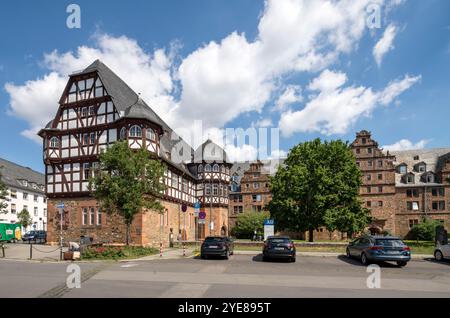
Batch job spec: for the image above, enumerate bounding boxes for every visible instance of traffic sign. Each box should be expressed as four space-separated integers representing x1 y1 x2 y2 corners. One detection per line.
194 201 201 209
181 204 187 213
198 219 206 224
199 211 206 220
56 202 65 209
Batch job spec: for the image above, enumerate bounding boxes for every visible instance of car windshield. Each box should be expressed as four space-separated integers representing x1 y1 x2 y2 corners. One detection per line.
375 239 405 247
269 238 290 243
27 231 36 235
204 237 225 242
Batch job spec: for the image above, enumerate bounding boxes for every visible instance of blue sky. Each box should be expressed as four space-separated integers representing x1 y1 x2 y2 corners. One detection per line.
1 0 450 173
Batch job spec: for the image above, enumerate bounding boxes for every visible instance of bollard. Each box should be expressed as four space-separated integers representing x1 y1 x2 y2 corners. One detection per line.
160 242 163 258
29 243 33 260
183 242 186 257
1 244 4 258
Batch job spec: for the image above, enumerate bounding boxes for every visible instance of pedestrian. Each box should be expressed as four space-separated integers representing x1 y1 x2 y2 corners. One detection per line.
169 228 174 248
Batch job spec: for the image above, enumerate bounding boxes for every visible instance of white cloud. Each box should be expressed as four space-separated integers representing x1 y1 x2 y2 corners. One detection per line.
383 139 429 151
5 0 408 144
373 24 398 66
251 118 273 128
273 85 302 112
279 70 421 137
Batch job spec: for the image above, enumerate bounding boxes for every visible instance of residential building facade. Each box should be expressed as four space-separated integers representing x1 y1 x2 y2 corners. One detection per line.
0 158 47 232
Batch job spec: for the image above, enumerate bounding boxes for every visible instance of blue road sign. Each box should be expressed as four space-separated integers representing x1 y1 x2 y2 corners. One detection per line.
194 201 201 209
56 203 65 209
263 219 275 226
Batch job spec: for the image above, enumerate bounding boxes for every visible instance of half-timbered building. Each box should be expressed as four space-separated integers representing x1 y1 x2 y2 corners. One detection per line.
38 60 228 246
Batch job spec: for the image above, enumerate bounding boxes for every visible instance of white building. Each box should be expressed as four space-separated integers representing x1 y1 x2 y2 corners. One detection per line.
0 158 47 232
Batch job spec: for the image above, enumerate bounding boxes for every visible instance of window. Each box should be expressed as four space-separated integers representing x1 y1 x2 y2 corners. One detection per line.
367 186 371 193
90 208 95 225
399 165 407 174
368 160 373 167
377 160 383 168
11 204 16 214
219 184 223 196
356 148 360 154
366 174 371 181
432 201 445 211
34 195 38 202
407 202 419 211
97 208 102 225
89 106 95 116
406 174 414 184
213 164 220 172
362 138 366 144
198 165 203 173
23 193 28 200
378 201 383 207
83 133 89 146
409 219 419 229
171 174 178 188
378 186 383 193
44 209 47 217
83 163 91 180
10 189 17 199
356 162 360 167
368 148 372 154
34 207 38 216
378 174 383 180
367 201 371 207
183 179 188 193
213 184 218 196
49 137 59 148
23 205 28 212
418 165 426 173
246 183 250 189
82 208 88 225
120 127 127 140
204 164 211 172
90 132 96 145
407 189 419 198
81 107 88 118
426 174 434 183
254 182 260 189
205 184 211 195
431 188 444 197
146 128 156 141
129 125 142 138
252 195 262 202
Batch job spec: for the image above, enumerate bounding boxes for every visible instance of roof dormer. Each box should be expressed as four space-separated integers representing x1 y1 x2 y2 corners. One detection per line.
397 163 407 174
402 172 415 184
421 171 435 183
414 161 426 173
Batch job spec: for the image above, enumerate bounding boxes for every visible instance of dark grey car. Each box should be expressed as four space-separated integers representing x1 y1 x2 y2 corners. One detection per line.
346 235 411 267
200 236 234 259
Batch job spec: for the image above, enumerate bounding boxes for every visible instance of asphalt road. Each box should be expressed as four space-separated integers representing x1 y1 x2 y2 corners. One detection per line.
0 255 449 298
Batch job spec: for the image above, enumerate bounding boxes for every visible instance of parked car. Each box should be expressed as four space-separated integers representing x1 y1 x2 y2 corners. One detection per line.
346 235 411 267
22 230 47 244
200 236 234 259
434 244 450 261
262 236 296 262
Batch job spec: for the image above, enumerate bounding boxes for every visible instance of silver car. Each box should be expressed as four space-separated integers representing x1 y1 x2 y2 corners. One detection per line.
434 244 450 261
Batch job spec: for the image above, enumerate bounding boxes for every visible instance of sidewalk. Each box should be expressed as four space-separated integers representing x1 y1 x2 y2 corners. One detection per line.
123 247 197 262
0 243 67 262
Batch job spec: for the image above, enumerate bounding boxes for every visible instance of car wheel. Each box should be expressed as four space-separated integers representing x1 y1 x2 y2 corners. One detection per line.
434 250 444 262
262 255 268 262
361 253 370 265
346 248 352 259
291 257 296 263
397 261 407 267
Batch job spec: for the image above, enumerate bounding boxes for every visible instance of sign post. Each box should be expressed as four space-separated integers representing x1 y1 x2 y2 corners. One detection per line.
56 202 65 261
263 219 275 241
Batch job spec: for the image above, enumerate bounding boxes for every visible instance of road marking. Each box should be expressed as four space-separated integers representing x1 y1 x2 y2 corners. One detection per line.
120 263 139 268
158 283 210 298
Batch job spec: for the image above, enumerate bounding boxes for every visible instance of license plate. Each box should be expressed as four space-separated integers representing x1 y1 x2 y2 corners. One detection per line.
274 247 284 250
209 245 218 249
386 250 399 254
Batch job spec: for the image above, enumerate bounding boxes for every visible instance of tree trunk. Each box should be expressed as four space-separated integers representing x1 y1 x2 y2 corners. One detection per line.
126 223 130 246
308 228 314 242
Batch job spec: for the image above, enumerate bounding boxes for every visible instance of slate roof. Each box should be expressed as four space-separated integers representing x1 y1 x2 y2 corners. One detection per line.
0 158 45 194
193 139 230 164
390 148 450 187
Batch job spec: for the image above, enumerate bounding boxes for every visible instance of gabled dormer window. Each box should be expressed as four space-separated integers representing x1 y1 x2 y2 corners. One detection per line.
414 162 426 173
146 128 156 141
204 164 211 172
406 173 415 184
424 172 435 183
213 164 220 172
198 165 203 173
398 164 407 174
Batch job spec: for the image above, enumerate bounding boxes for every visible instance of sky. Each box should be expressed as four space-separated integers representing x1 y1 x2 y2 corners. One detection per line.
1 0 450 173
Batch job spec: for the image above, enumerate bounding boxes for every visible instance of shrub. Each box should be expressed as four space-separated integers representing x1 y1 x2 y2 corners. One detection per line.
82 246 157 260
231 211 270 239
409 218 441 241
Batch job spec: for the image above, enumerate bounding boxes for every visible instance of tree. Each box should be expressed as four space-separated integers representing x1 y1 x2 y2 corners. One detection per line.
17 208 33 229
231 210 270 239
0 171 8 214
89 141 166 245
269 138 368 242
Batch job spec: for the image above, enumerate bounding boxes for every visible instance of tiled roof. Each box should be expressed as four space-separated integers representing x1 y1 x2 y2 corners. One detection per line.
0 158 45 194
